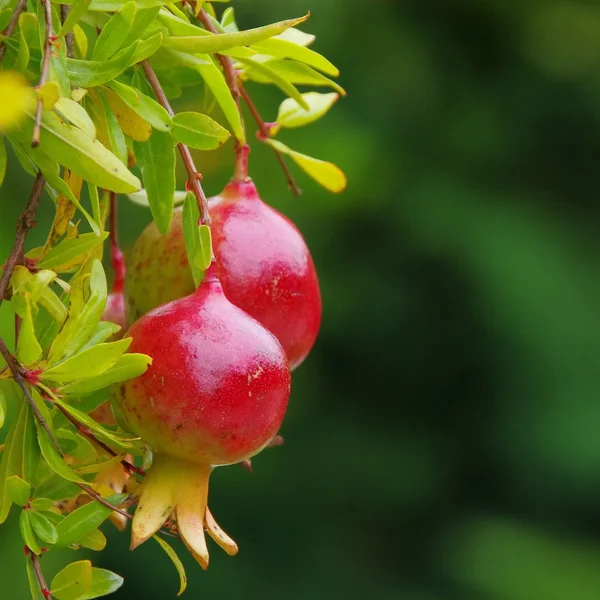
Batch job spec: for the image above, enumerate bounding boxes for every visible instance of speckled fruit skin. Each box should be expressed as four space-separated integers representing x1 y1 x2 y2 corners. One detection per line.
112 272 291 467
125 180 322 369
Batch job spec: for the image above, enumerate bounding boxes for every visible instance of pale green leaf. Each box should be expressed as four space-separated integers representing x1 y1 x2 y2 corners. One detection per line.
236 56 309 109
276 27 315 47
6 475 31 506
163 14 309 54
81 568 124 600
51 560 93 600
172 111 230 150
36 232 108 270
29 511 59 545
79 528 107 551
54 97 97 139
276 92 339 130
126 189 186 207
73 24 88 59
251 38 338 76
67 42 138 88
60 353 152 395
37 81 61 111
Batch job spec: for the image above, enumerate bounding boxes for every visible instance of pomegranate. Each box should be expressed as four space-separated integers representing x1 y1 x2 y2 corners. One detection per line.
111 267 291 567
125 179 321 369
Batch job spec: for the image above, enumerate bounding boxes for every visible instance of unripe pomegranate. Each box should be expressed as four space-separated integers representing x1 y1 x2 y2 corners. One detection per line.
125 180 321 369
111 268 291 567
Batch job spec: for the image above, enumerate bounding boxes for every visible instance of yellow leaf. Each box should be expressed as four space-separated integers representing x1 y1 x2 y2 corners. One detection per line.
37 81 61 110
265 138 347 193
0 71 29 130
102 88 151 142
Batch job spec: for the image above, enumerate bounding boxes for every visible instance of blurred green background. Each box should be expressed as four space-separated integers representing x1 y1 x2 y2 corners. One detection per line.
5 0 600 598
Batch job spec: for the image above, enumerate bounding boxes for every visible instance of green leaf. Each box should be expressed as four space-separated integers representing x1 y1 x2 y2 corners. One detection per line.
106 79 172 132
265 138 347 193
60 353 152 395
59 0 91 36
44 338 131 383
244 58 346 96
88 183 101 228
92 1 136 62
275 92 339 130
67 42 138 88
51 560 93 600
56 429 97 463
39 287 69 323
55 494 126 547
34 474 79 502
251 38 339 76
153 534 187 596
37 82 61 111
48 261 108 365
29 511 59 544
73 24 89 59
0 397 28 523
21 406 39 484
81 568 124 600
172 112 230 150
97 88 127 165
14 295 42 365
277 27 315 47
18 97 140 193
127 188 186 207
128 31 163 65
36 232 108 270
80 321 121 351
54 97 97 139
16 19 30 72
163 14 309 54
121 6 160 48
0 136 6 186
36 420 87 484
30 498 55 512
163 50 244 142
20 511 43 555
6 475 31 506
236 56 309 109
182 192 213 286
52 398 140 450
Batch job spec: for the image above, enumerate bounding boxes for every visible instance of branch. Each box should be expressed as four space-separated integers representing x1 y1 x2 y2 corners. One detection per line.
0 173 45 308
32 0 55 148
0 338 133 521
109 192 125 293
140 61 211 226
196 9 249 181
30 551 52 599
239 84 301 196
0 0 27 63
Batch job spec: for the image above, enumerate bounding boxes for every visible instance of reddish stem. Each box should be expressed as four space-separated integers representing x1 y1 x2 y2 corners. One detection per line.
31 553 51 599
239 84 301 196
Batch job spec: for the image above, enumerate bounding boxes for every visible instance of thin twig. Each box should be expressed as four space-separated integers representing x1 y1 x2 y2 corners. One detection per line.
30 552 52 599
0 338 132 520
60 5 75 59
0 173 45 307
197 9 249 181
0 0 27 63
140 61 211 226
32 0 55 148
239 84 301 196
109 192 125 293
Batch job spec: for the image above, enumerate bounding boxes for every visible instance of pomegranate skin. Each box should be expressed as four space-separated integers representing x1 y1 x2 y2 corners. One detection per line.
112 276 291 467
125 180 322 369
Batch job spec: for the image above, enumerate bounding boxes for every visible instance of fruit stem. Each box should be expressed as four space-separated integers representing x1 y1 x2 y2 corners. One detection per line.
109 192 125 293
234 143 250 182
140 60 212 228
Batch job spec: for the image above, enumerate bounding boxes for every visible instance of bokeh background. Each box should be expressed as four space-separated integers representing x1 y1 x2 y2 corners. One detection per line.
4 0 600 598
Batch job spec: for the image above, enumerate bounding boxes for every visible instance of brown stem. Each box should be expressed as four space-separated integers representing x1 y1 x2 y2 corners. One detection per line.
0 338 132 520
32 0 55 148
197 9 248 181
239 84 301 196
30 552 52 599
0 0 27 63
60 5 75 59
0 173 45 307
109 192 125 293
140 61 211 226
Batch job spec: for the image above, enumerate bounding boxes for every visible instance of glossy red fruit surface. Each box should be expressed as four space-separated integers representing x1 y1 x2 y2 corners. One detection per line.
112 271 291 467
125 180 321 369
